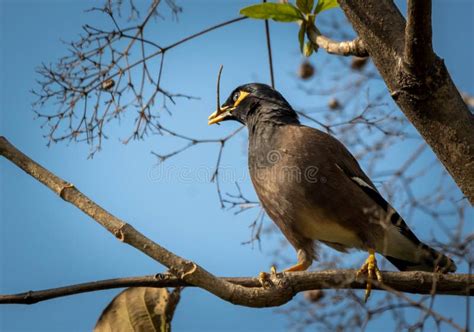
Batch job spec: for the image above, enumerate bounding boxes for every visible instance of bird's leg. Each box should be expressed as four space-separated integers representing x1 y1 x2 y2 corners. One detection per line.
356 249 383 302
259 250 312 287
284 260 312 272
285 249 312 272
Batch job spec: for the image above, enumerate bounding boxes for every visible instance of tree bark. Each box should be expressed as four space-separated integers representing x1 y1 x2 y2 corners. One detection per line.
0 271 472 305
337 0 474 203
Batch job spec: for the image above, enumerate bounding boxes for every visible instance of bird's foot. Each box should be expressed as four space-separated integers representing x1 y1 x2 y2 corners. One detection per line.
258 265 277 288
356 249 383 302
284 261 310 272
283 251 311 272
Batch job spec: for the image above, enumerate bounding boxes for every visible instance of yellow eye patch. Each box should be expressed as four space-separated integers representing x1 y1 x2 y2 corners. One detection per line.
232 91 250 109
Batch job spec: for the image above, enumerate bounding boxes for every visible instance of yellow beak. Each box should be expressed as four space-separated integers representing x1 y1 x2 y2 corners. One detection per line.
208 91 250 125
208 106 231 125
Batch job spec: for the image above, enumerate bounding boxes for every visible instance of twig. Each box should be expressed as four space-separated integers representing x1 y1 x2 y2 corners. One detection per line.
263 0 275 88
377 282 465 331
306 25 368 57
33 15 247 153
216 64 223 110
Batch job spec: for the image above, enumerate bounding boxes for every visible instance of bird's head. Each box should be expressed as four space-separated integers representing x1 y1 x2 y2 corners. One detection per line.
208 83 299 126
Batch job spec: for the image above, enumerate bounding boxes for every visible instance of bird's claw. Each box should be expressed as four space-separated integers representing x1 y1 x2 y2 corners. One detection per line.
258 265 277 288
356 250 383 302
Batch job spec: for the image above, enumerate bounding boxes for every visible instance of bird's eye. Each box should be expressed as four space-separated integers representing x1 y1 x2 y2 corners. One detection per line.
232 92 240 103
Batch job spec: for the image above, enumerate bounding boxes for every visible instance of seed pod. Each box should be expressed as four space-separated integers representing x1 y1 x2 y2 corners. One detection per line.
351 56 368 70
101 79 115 90
298 61 315 80
304 290 325 303
328 98 341 110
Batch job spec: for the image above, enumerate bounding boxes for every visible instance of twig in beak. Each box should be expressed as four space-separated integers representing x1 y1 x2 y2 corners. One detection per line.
216 65 224 125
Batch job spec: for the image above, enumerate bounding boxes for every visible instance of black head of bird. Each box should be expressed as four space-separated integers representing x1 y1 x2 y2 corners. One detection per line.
208 82 456 302
208 83 299 127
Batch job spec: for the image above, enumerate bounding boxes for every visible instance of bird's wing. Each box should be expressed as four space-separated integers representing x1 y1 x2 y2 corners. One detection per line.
332 142 422 247
295 126 422 247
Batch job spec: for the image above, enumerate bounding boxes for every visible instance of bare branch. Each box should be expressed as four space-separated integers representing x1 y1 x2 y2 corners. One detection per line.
32 11 246 155
306 25 368 57
404 0 435 73
0 270 471 305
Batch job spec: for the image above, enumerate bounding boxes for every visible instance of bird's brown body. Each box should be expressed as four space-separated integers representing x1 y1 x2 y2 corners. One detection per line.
250 124 411 266
208 83 456 287
249 125 368 259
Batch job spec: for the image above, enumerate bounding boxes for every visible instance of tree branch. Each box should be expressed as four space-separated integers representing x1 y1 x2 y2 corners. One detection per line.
0 136 293 307
338 0 474 203
1 136 471 310
404 0 434 73
306 25 368 57
1 270 472 305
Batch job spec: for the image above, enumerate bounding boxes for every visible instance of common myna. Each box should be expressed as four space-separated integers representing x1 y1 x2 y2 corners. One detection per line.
208 83 456 301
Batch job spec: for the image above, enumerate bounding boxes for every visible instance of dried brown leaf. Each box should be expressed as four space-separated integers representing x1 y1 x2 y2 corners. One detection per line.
94 287 181 332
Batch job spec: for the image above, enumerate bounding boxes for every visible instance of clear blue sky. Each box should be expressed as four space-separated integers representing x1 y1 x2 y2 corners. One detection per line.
0 1 472 331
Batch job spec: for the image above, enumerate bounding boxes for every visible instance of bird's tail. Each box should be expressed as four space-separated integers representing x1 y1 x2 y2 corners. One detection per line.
385 243 456 273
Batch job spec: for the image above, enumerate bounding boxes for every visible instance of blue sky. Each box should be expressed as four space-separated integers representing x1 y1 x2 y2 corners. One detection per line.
0 0 472 331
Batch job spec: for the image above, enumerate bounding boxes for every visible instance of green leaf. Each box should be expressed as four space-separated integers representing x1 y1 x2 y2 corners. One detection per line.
314 0 339 14
298 22 306 54
240 3 303 22
303 41 314 57
296 0 314 14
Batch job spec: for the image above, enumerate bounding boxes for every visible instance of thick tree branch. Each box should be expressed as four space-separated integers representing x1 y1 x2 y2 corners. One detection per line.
0 271 472 305
338 0 474 203
0 136 471 311
404 0 434 73
306 25 368 57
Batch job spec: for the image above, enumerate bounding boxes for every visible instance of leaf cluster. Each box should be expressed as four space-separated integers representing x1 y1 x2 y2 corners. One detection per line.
240 0 339 57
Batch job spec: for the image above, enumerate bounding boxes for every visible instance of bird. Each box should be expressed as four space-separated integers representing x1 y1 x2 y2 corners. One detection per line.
208 83 456 301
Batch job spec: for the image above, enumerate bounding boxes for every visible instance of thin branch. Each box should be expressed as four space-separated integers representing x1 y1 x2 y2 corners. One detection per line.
162 16 247 52
0 270 472 305
306 25 368 57
263 0 275 88
33 15 247 153
404 0 434 73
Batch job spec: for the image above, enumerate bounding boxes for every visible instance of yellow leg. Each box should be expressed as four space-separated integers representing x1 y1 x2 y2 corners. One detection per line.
284 260 311 272
259 250 312 287
356 249 383 302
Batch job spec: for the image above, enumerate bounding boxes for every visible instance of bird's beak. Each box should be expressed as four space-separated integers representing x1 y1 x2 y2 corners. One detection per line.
208 91 250 125
208 105 231 125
